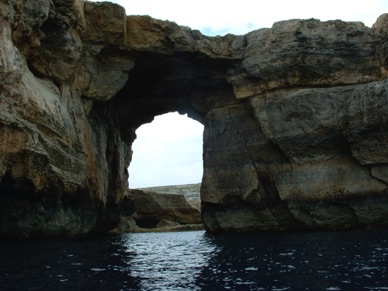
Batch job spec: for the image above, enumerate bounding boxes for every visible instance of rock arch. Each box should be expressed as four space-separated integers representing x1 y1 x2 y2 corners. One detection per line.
1 1 388 237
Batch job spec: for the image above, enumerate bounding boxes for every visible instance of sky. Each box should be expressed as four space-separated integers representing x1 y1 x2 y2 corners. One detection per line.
89 0 388 188
129 113 203 188
93 0 388 35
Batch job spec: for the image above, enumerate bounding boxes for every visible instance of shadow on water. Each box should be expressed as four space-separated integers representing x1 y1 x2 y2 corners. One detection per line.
196 230 388 290
0 235 142 290
0 229 387 290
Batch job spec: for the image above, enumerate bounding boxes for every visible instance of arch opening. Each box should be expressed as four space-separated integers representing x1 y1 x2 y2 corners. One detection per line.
95 51 235 232
129 112 204 189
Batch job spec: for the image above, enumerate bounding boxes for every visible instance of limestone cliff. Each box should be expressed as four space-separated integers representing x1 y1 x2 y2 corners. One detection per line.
1 0 388 237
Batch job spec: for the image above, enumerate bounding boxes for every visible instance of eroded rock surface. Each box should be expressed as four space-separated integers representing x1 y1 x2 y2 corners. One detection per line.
138 183 201 209
130 189 202 228
1 0 388 237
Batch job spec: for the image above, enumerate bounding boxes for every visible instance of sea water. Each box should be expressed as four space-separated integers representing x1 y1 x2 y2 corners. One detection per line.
0 228 387 290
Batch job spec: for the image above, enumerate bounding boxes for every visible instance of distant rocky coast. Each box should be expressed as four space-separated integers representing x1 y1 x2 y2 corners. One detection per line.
112 184 203 233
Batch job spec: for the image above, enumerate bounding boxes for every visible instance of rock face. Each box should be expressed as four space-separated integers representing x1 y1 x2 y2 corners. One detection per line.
138 183 201 209
130 189 202 228
1 0 388 237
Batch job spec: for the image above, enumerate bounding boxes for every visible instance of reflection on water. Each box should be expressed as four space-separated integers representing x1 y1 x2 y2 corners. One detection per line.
0 229 387 290
117 232 218 290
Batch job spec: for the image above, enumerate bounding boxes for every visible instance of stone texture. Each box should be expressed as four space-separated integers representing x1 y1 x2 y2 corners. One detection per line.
229 19 381 99
0 0 388 237
130 189 202 228
138 183 201 209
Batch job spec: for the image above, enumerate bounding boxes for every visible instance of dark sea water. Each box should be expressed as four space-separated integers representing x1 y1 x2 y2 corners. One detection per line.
0 229 387 290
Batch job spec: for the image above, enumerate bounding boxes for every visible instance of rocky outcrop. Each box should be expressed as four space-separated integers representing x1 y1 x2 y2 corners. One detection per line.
114 185 203 232
130 189 202 228
139 183 201 209
1 0 388 237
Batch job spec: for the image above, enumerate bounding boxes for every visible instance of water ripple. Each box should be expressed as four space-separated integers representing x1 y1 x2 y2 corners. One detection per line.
0 229 387 290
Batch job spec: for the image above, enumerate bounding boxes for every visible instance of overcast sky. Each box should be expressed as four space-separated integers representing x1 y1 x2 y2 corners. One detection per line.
89 0 388 188
96 0 388 35
129 113 204 188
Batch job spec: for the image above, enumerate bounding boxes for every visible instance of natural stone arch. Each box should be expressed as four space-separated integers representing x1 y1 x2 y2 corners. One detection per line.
96 52 242 230
1 1 388 238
